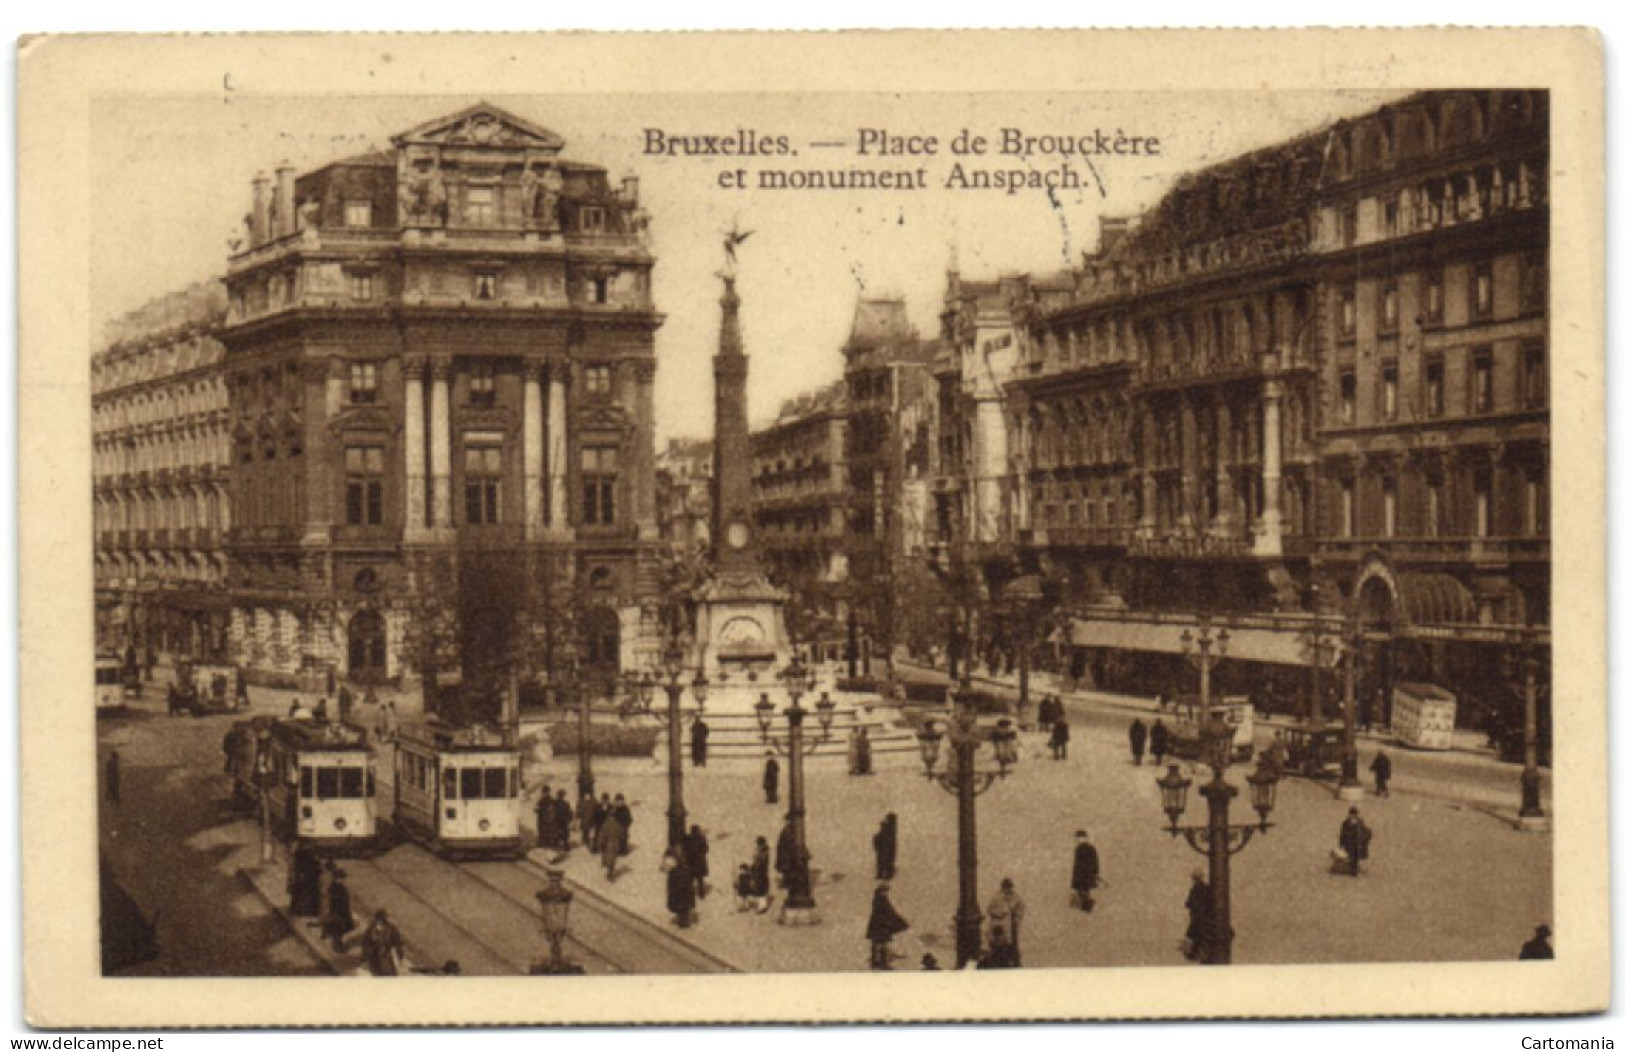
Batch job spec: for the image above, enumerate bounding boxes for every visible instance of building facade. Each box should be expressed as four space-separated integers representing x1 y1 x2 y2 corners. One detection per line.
217 102 664 689
933 90 1548 734
92 281 234 663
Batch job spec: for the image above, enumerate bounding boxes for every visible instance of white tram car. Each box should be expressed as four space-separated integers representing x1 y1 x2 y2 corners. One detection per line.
227 717 379 853
392 721 525 858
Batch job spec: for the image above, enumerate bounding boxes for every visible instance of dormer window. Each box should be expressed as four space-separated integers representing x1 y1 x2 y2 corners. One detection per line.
344 200 372 228
579 206 606 233
465 186 496 226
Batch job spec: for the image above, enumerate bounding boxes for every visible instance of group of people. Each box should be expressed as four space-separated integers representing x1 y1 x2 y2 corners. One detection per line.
1125 718 1171 766
287 845 408 975
1036 696 1071 760
663 824 711 928
544 788 636 880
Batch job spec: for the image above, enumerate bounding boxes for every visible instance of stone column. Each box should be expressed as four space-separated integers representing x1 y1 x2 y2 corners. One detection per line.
633 359 658 538
301 358 338 544
1214 396 1235 535
1138 409 1157 537
428 358 453 531
1179 394 1199 529
523 360 545 539
403 357 428 541
1255 352 1285 556
546 363 569 532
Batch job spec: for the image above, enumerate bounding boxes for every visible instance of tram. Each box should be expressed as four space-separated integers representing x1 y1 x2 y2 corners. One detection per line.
226 716 379 853
391 720 525 859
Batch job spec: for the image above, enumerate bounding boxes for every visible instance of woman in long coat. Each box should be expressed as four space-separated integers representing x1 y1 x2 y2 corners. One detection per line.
872 813 898 881
288 842 324 917
865 884 909 970
598 810 628 881
665 850 697 928
321 868 356 954
1183 870 1214 963
683 824 710 899
749 837 773 911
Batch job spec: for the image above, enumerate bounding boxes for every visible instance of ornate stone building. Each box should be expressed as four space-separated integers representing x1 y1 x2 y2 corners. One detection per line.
218 102 664 688
92 281 233 662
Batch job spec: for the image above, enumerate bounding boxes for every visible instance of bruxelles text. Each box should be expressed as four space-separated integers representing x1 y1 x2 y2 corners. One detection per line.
642 126 1161 159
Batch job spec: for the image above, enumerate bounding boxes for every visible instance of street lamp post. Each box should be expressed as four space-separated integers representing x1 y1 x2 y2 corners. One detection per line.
1338 621 1363 801
633 642 710 854
531 868 584 975
1517 630 1550 832
1155 721 1279 965
1181 618 1230 725
566 659 596 805
916 685 1019 969
754 656 836 923
1305 580 1335 727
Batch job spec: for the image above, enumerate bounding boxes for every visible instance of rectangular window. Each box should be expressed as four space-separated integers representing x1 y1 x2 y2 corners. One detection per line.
1522 343 1546 409
1339 369 1357 425
469 364 496 408
461 768 484 800
473 272 498 300
442 769 458 800
1382 477 1397 537
583 364 612 396
1425 357 1445 417
484 768 509 799
1424 270 1444 324
339 767 365 799
465 186 495 226
464 444 502 525
1474 472 1492 538
1472 263 1494 319
1338 286 1357 336
1340 205 1358 247
1525 470 1544 537
1473 349 1495 414
593 277 610 304
349 361 378 404
1520 253 1546 313
1340 479 1355 537
579 206 606 232
1381 361 1398 421
345 445 384 526
348 272 373 302
1383 197 1400 236
316 767 339 800
1379 283 1399 331
582 445 618 526
1426 477 1442 537
344 200 372 228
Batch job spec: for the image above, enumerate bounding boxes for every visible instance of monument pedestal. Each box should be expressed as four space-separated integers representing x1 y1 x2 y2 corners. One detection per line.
690 572 793 712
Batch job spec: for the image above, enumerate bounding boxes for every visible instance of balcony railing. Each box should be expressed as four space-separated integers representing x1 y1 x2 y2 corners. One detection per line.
1316 536 1549 563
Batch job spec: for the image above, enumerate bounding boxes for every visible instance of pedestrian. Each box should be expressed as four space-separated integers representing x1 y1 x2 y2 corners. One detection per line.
321 867 355 954
690 716 710 768
1150 718 1170 765
1129 718 1148 766
749 837 773 914
856 727 873 775
734 863 755 913
288 697 302 719
360 908 405 976
1071 829 1101 912
104 749 121 803
763 753 781 804
1370 750 1393 797
1338 807 1372 877
577 792 600 853
1037 695 1053 733
779 842 814 921
612 794 633 844
553 789 574 851
1183 869 1215 964
1049 715 1070 760
920 954 941 971
774 822 795 888
1519 924 1555 960
865 883 909 970
665 848 697 928
872 813 898 881
591 793 612 851
287 841 323 917
535 787 557 850
338 684 354 724
167 681 182 717
684 823 710 900
313 696 329 723
598 807 627 881
985 878 1027 967
848 727 864 776
234 665 249 709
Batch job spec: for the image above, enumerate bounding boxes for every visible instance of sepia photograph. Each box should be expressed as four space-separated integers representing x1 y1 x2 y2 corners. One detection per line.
18 28 1606 1026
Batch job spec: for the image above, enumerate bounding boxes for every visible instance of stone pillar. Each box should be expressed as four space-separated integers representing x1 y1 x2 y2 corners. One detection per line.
1255 354 1285 557
301 358 337 544
403 357 428 541
633 359 658 539
1179 394 1199 529
428 358 453 531
1138 410 1157 537
1215 397 1235 535
523 360 545 539
546 364 569 532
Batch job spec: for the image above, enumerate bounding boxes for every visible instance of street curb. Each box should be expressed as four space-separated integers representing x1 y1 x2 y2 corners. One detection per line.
234 866 341 976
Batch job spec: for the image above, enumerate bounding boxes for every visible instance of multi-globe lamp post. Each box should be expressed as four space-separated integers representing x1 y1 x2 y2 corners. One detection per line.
629 640 710 854
915 683 1019 969
1181 617 1230 723
1154 719 1280 965
754 654 836 923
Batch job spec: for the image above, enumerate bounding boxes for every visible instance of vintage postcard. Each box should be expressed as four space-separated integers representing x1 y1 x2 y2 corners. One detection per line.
18 28 1606 1026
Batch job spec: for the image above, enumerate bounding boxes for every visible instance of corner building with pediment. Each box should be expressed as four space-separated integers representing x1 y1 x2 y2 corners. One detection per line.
220 103 664 690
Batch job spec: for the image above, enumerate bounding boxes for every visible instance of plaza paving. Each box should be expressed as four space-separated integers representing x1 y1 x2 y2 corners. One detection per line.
527 709 1552 972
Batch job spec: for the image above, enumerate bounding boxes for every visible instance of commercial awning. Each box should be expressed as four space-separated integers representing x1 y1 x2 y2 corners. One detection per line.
1062 616 1341 668
1398 573 1477 627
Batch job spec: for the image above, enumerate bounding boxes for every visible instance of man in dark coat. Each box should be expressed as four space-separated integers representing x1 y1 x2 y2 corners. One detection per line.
287 842 323 917
1370 751 1393 797
577 792 600 853
553 789 574 851
1129 719 1148 766
598 809 628 881
1519 924 1555 960
360 908 405 976
872 813 898 881
774 822 795 887
1071 830 1101 911
1184 869 1215 963
535 786 557 849
691 717 710 768
763 754 780 804
1049 716 1070 760
1338 807 1371 877
1150 719 1170 765
612 794 633 845
592 792 613 850
865 884 909 970
321 867 355 954
104 750 121 803
683 824 710 900
234 665 249 709
749 837 772 912
1037 696 1054 733
666 850 697 928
